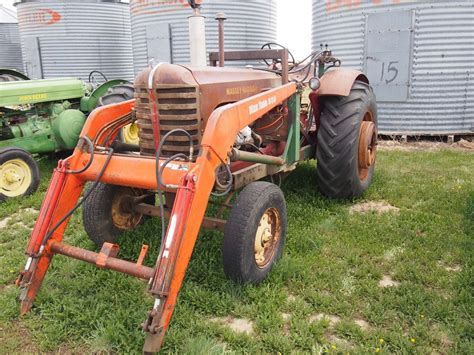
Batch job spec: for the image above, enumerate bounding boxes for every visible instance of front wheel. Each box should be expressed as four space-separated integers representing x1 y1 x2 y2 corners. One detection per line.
316 80 378 199
82 183 154 247
0 147 40 202
222 181 287 284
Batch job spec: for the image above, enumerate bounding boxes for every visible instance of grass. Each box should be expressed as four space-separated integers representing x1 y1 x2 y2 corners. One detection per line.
0 149 473 354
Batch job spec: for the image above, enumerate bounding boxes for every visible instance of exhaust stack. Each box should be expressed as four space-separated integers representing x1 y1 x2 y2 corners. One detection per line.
188 1 207 66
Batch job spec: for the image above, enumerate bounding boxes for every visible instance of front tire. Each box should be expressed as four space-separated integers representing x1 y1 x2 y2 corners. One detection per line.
82 183 153 247
0 147 40 202
222 182 287 284
316 81 377 199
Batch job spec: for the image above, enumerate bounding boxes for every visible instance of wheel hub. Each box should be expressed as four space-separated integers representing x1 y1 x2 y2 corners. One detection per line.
111 188 143 230
1 159 32 197
254 208 281 268
358 118 377 180
122 123 140 145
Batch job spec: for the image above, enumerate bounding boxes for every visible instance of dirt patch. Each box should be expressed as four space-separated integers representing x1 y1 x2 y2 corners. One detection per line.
20 208 38 215
350 201 400 214
379 275 400 288
309 313 340 327
354 318 371 330
281 313 291 334
383 246 405 261
0 216 12 229
0 208 39 230
327 334 354 351
445 265 462 272
210 317 254 335
378 139 474 152
437 261 463 272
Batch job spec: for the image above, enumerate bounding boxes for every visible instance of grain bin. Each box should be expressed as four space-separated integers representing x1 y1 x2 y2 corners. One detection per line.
130 0 277 74
312 0 474 136
15 0 134 81
0 5 23 73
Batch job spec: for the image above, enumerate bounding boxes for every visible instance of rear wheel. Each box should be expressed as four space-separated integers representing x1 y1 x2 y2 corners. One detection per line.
82 183 153 247
97 84 139 145
0 147 40 202
0 70 29 82
222 182 286 284
316 81 377 199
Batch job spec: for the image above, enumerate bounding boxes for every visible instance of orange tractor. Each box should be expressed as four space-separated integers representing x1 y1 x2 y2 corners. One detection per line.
16 7 377 353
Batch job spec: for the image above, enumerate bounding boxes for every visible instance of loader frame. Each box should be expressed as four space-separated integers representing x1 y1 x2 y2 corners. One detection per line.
17 80 302 352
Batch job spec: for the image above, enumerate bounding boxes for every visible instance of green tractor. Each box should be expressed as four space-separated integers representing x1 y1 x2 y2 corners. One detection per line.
0 69 136 201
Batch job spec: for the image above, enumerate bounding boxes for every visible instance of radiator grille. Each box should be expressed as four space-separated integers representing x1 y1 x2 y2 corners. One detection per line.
134 85 201 157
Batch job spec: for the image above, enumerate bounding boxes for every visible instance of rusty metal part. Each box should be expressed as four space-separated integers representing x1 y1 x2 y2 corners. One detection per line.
209 49 289 84
135 84 201 157
111 187 146 230
229 148 285 166
215 192 234 219
136 245 149 266
50 242 154 280
318 68 369 97
254 207 281 268
134 63 281 142
358 114 377 181
133 203 227 232
215 13 227 67
96 243 120 268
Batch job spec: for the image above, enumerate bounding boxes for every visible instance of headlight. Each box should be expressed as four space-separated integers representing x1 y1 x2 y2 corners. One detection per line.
309 77 321 91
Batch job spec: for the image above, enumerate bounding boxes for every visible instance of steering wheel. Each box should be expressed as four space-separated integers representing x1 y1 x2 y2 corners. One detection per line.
260 43 296 67
88 70 108 87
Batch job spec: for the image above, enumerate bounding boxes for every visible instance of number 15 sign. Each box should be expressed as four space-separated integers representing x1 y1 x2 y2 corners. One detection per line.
364 10 413 102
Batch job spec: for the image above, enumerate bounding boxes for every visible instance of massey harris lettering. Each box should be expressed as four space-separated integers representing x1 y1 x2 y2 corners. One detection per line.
226 86 259 96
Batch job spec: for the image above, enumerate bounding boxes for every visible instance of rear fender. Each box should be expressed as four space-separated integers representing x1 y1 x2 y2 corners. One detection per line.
318 68 369 97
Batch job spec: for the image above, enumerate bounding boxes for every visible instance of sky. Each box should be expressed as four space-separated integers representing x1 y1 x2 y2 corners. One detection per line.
0 0 312 60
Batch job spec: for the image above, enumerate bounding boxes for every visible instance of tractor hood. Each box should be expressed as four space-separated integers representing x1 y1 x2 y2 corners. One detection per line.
134 63 282 123
0 78 87 107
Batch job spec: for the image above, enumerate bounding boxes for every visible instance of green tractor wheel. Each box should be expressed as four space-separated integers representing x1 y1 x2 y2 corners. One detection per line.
0 69 30 82
0 147 40 202
98 84 139 145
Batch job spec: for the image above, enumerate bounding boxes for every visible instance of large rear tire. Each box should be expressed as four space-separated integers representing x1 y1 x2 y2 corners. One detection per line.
316 81 377 199
0 147 40 202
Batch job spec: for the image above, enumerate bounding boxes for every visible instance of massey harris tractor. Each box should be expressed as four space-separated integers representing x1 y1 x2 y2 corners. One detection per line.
16 4 377 353
0 69 136 201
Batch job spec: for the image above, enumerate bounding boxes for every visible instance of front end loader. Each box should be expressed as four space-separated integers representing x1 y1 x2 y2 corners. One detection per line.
17 3 377 352
0 69 136 201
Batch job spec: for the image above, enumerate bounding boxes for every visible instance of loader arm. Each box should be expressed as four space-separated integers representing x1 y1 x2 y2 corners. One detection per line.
143 82 297 351
17 82 297 353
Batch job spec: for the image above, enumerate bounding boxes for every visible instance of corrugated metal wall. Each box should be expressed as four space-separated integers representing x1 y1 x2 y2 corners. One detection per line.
0 23 23 73
130 0 277 74
16 0 134 81
0 6 23 72
312 0 474 135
